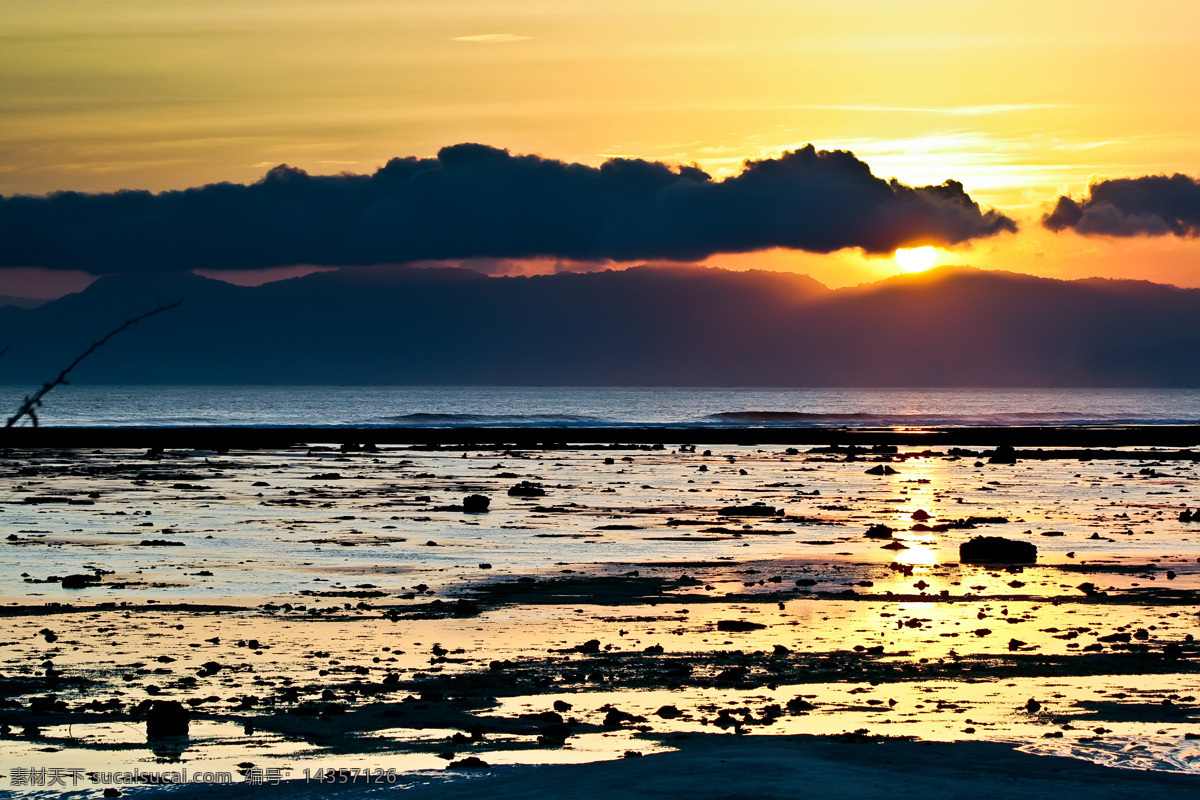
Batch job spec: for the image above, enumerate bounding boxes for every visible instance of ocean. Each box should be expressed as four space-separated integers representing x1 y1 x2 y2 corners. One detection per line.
0 385 1199 427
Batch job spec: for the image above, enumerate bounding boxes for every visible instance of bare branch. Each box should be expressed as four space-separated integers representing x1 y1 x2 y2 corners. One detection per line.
6 301 182 428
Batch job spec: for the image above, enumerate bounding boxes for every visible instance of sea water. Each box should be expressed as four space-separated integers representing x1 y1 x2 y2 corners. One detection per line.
0 385 1199 427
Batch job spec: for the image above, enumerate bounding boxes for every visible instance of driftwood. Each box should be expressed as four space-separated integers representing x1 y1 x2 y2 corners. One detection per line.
6 301 181 428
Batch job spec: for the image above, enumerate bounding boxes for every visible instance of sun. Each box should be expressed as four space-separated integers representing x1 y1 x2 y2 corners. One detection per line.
894 245 938 273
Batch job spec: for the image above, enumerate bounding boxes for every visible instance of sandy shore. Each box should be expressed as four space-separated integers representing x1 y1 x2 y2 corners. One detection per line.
2 437 1199 792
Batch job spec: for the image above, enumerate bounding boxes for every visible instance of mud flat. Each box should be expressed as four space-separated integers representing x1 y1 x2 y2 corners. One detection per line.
2 437 1200 793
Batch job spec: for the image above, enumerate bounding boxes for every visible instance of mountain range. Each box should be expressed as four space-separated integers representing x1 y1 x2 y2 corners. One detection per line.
1 265 1197 386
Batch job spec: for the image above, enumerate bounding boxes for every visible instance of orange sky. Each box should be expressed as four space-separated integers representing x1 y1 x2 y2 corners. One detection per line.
3 0 1200 290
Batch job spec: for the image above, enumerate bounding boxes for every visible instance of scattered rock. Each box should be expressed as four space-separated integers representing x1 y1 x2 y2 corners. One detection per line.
145 700 190 738
959 536 1037 564
716 619 766 632
462 494 491 513
719 503 779 517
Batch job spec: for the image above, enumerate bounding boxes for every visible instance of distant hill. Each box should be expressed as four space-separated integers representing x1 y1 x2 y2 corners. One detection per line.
0 265 1197 386
0 294 46 309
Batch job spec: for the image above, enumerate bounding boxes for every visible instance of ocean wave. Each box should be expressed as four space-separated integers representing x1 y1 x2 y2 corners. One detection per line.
374 412 605 427
707 410 1200 427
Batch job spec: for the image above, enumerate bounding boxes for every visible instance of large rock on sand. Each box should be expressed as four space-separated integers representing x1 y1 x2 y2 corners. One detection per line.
959 536 1037 564
145 700 190 738
462 494 491 513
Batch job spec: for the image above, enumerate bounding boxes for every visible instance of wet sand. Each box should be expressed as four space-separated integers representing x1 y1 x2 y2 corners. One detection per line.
1 435 1199 793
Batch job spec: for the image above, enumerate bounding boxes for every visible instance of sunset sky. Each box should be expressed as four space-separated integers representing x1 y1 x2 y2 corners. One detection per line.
3 0 1200 293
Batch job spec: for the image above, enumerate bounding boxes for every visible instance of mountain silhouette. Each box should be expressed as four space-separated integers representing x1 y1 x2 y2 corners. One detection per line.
0 265 1197 386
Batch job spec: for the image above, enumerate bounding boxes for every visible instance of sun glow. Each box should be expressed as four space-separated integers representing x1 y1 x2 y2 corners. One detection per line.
894 245 938 273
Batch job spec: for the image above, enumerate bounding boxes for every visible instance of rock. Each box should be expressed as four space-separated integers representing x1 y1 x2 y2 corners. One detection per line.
60 574 98 589
656 705 683 719
538 722 572 745
507 481 546 497
786 697 817 713
446 756 489 770
911 509 931 521
865 465 898 475
989 444 1018 464
602 708 646 727
1025 698 1041 713
865 524 894 539
716 619 766 632
145 700 190 738
719 503 779 517
959 536 1037 564
553 700 573 712
462 494 490 513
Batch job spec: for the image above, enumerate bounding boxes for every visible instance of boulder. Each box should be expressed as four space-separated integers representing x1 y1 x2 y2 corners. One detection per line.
719 502 779 517
716 619 766 632
145 700 190 738
988 444 1018 464
959 536 1037 564
462 494 490 513
507 481 546 498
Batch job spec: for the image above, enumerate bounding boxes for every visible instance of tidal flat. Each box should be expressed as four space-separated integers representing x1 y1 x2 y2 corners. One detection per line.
2 439 1200 795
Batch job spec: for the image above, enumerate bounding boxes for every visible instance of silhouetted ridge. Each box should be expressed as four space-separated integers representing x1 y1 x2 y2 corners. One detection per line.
0 265 1197 387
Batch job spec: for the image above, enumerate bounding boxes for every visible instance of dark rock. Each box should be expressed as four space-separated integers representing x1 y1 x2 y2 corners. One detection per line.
61 574 98 589
538 722 572 745
656 705 682 719
959 536 1037 564
865 465 898 475
145 700 190 738
462 494 490 513
865 524 894 539
716 619 766 632
602 708 646 727
446 756 489 770
989 444 1018 464
507 481 546 497
786 697 817 713
719 503 779 517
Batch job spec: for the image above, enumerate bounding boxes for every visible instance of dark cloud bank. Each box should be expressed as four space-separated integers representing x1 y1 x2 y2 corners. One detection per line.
0 144 1015 273
1044 173 1200 237
2 265 1199 387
